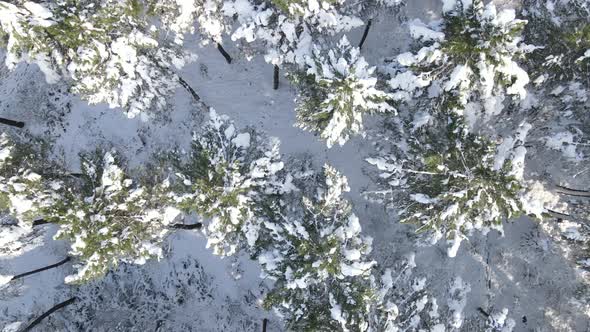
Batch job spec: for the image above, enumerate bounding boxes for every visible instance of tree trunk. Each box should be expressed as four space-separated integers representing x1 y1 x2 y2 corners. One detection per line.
178 76 203 106
217 43 232 64
556 185 590 198
21 297 77 332
273 65 279 90
11 257 70 281
358 19 373 50
0 117 25 128
32 219 51 227
169 223 202 230
262 318 268 332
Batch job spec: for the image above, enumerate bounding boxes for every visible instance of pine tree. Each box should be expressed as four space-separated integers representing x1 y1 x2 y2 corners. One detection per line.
0 0 194 118
0 133 57 225
389 0 530 120
224 0 363 67
365 114 530 257
259 165 376 331
524 0 590 91
41 149 176 283
166 109 292 256
293 36 394 148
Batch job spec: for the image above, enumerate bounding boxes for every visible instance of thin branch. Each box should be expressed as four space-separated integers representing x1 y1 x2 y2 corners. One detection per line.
20 297 77 332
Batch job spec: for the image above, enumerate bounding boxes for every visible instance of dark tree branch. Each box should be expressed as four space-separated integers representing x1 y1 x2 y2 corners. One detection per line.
262 318 268 332
11 257 70 281
20 297 77 332
216 43 232 64
358 19 373 50
0 117 25 128
169 223 202 230
273 65 279 90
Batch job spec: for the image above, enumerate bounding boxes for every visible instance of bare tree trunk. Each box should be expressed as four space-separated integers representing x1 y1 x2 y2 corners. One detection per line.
262 318 268 332
556 185 590 198
178 76 204 108
273 65 279 90
217 43 232 64
32 219 51 227
21 297 77 332
11 257 70 281
0 117 25 128
169 223 202 230
358 19 373 50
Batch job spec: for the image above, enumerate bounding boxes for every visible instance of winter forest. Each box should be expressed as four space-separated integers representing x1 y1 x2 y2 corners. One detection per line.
0 0 589 331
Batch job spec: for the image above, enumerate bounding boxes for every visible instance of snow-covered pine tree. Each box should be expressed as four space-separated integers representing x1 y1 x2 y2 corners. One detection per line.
365 113 530 257
389 0 530 122
368 254 444 331
166 109 292 256
292 36 395 147
259 164 376 331
0 0 195 118
41 149 176 283
224 0 363 67
0 132 58 225
151 0 228 47
524 0 590 92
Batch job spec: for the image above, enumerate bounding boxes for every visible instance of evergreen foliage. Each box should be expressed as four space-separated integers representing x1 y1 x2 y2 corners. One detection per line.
389 0 530 119
0 0 194 118
293 36 395 147
42 150 174 283
166 109 292 256
259 165 375 331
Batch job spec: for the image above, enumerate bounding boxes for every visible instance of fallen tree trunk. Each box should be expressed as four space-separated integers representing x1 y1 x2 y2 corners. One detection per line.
0 117 25 128
11 257 70 281
273 65 279 90
169 223 202 230
556 185 590 198
217 43 232 64
358 19 373 50
21 297 77 332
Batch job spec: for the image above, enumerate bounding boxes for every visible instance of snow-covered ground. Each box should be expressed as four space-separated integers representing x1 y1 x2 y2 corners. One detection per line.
1 0 589 331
